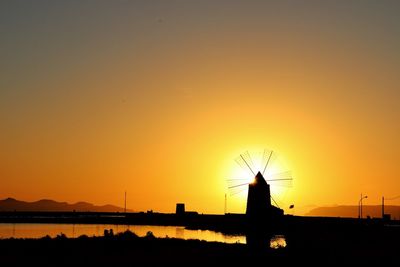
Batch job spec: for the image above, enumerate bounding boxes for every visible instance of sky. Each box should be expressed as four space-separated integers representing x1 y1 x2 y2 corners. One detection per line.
1 1 400 215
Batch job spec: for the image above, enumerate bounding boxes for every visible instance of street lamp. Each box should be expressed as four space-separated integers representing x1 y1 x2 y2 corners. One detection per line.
358 194 368 219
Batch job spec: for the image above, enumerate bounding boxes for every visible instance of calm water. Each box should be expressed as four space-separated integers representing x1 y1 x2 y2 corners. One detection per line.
0 223 286 248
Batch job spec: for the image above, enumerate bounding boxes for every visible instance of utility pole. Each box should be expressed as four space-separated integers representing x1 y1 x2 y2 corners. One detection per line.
124 191 127 214
382 196 384 219
224 193 227 214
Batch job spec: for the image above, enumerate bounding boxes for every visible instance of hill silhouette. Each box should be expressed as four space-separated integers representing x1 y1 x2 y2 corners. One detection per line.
0 198 132 212
306 205 400 219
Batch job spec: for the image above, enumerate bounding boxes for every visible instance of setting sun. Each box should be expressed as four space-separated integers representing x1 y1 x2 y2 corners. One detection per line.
225 150 292 212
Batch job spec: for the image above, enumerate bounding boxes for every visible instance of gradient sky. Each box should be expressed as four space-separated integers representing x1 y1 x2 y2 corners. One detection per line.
1 1 400 215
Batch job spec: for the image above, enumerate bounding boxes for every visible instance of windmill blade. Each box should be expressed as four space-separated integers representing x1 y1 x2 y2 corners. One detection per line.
262 150 273 175
266 171 293 188
266 170 292 180
227 180 249 196
270 195 280 208
242 151 256 173
235 156 251 176
235 152 256 176
226 179 249 188
229 186 248 196
226 178 249 182
267 179 292 188
228 182 250 189
271 192 287 209
268 181 292 188
261 149 277 176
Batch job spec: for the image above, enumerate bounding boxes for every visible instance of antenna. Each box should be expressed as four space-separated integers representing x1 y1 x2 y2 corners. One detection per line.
224 193 227 214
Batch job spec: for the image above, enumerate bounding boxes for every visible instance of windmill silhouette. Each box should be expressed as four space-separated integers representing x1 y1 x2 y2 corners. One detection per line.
227 150 292 221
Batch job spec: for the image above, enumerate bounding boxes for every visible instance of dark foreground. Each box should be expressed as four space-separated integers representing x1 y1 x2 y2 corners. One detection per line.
1 226 399 267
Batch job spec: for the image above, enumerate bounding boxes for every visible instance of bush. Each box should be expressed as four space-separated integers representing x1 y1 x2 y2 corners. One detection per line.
56 233 67 240
117 230 139 240
145 231 155 239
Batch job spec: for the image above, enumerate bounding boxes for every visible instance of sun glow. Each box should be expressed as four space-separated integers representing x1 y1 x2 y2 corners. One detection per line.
226 150 292 209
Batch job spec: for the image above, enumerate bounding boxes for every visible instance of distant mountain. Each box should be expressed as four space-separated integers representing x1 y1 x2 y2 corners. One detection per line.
306 205 400 219
0 198 132 212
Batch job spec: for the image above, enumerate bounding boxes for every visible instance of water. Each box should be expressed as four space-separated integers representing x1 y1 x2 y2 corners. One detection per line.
270 235 287 249
0 223 286 248
0 223 244 243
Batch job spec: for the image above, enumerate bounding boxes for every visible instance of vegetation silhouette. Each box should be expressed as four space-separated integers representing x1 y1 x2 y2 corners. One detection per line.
0 227 399 266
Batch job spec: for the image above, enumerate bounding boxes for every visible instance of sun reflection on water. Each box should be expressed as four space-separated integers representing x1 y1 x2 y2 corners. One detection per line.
270 235 287 249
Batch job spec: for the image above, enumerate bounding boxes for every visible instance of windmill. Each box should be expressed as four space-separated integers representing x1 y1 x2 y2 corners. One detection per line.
227 150 292 220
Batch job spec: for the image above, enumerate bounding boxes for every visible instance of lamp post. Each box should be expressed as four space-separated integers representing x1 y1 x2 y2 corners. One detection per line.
358 194 368 219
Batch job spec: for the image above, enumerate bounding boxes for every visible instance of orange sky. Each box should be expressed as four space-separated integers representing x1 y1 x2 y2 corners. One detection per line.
1 1 400 215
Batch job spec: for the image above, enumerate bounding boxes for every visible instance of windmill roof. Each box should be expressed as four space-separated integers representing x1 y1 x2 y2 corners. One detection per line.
255 171 268 185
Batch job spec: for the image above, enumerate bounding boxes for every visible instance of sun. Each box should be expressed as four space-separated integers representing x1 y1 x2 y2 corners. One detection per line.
226 149 292 204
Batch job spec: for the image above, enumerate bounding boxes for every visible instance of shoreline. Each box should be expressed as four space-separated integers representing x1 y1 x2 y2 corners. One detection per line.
2 211 399 230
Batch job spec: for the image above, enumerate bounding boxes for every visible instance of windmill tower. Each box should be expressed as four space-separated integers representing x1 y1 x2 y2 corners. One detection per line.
228 150 292 221
246 171 272 218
